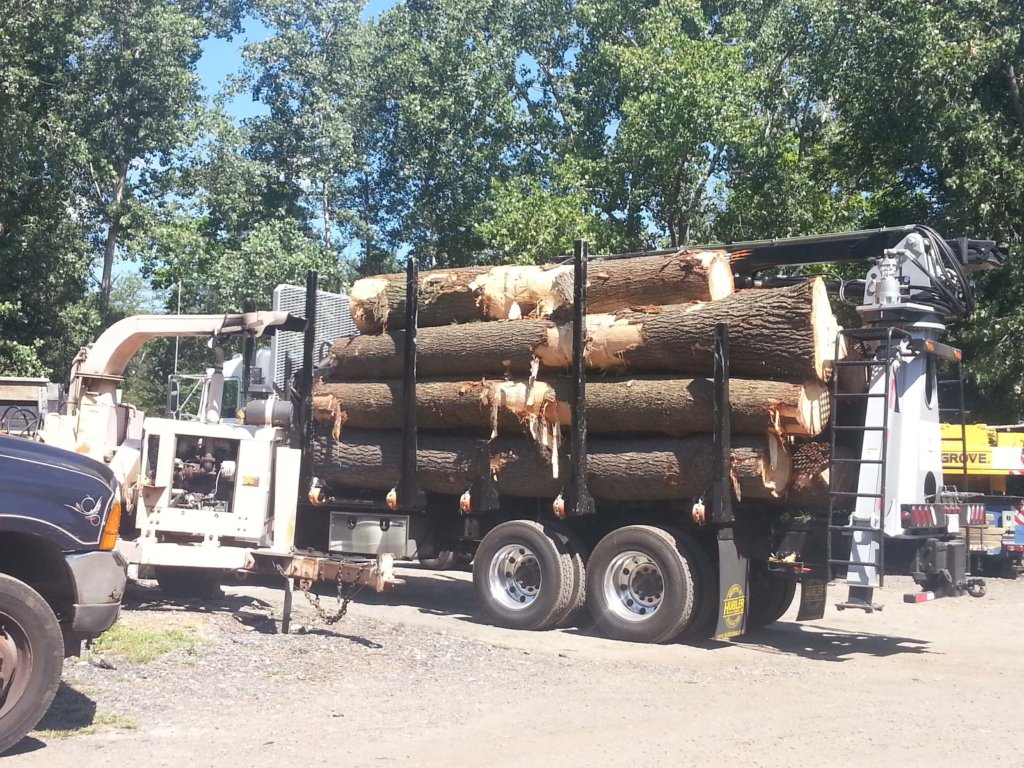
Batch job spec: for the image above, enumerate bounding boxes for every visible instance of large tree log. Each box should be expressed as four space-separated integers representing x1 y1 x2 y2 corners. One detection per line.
313 375 830 438
311 430 791 502
349 250 734 332
784 441 857 508
329 279 838 382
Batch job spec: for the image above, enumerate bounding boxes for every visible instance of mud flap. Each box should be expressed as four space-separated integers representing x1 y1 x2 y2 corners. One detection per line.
796 521 829 621
713 529 748 640
796 576 828 621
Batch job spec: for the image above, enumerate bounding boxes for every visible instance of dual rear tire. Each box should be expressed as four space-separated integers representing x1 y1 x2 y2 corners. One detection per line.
747 565 798 628
474 522 717 644
587 525 713 644
472 521 583 631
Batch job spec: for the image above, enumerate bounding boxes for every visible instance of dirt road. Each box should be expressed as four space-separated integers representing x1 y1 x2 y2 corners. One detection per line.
5 570 1021 767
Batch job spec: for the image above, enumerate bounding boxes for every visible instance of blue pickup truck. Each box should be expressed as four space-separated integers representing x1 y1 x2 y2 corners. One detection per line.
0 434 127 753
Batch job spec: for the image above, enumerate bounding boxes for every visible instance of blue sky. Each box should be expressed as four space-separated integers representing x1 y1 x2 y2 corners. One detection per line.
197 0 399 122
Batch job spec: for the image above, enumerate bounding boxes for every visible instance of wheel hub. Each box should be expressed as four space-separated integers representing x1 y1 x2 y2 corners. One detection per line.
487 543 542 611
603 550 665 621
0 618 31 718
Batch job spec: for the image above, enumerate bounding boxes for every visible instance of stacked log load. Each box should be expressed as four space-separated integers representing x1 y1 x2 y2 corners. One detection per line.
311 248 842 505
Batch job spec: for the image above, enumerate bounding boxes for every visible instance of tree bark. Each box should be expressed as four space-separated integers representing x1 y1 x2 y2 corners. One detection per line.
99 163 128 325
328 279 838 382
348 249 734 332
313 375 830 438
783 441 857 508
311 430 791 502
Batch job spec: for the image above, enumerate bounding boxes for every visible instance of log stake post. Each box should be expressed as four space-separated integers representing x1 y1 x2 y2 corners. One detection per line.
710 322 733 524
710 321 749 640
564 239 595 517
296 271 317 476
397 257 425 510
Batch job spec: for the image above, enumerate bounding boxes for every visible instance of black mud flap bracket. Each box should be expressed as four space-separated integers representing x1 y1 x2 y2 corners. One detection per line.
709 323 749 640
714 529 749 640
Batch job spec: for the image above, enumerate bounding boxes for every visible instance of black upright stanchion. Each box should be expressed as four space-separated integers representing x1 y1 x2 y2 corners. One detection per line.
710 322 733 524
397 257 425 510
565 239 595 517
295 270 317 456
710 322 748 640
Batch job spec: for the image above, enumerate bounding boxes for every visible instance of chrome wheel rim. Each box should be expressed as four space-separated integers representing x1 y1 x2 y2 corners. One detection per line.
487 543 542 611
602 550 664 622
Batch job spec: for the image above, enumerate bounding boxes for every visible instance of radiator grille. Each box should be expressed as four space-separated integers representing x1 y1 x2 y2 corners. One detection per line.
271 285 358 388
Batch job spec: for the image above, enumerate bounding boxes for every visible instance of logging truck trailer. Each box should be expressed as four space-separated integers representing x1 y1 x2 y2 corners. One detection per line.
39 225 1005 643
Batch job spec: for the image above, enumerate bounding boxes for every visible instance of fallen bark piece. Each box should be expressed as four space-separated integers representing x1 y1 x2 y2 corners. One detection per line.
348 250 734 332
312 375 830 438
328 279 838 382
311 430 791 502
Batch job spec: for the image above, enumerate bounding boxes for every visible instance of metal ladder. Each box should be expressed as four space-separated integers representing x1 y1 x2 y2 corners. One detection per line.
826 327 910 608
938 360 972 557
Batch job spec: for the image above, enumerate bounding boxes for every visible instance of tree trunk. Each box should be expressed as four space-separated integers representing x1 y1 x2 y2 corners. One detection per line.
782 441 858 508
328 279 838 382
311 430 791 502
313 375 830 438
348 249 734 332
99 163 128 325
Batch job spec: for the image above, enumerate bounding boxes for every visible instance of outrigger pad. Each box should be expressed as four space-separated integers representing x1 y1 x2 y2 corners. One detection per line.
714 531 748 640
796 577 827 621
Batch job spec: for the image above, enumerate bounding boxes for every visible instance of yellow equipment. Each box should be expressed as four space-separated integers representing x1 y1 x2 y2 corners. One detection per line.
941 423 1024 494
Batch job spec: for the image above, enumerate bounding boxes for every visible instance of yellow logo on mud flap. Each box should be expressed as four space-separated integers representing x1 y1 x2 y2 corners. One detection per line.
803 581 826 604
723 583 746 630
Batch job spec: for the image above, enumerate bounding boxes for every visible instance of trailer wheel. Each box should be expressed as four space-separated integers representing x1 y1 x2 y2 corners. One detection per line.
0 574 64 755
546 525 589 628
671 531 717 641
155 567 224 600
747 566 797 628
419 551 457 570
473 521 574 631
587 526 694 644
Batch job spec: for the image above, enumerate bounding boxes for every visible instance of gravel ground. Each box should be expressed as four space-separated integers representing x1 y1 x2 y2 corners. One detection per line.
4 569 1022 767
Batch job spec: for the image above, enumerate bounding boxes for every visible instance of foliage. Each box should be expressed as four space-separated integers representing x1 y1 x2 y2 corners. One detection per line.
3 0 1024 420
92 621 202 663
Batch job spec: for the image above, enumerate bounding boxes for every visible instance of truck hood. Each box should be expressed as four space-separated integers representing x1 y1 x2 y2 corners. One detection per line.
0 434 117 484
0 434 118 551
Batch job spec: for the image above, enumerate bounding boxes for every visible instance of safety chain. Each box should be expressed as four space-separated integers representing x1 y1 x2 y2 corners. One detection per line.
305 567 361 625
275 562 363 626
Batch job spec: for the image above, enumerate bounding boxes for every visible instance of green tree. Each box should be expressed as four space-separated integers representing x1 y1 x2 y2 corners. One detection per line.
239 0 368 252
804 0 1024 416
0 0 97 376
358 0 533 268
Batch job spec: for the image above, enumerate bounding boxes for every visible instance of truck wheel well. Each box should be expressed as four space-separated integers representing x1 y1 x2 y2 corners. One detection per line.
0 534 75 623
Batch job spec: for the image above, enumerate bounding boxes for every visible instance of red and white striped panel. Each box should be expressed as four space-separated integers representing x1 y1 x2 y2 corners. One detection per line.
967 504 986 525
908 505 936 528
904 591 937 604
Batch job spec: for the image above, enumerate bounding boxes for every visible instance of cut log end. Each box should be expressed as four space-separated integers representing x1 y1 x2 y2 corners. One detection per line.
810 277 840 380
793 379 831 436
700 250 734 301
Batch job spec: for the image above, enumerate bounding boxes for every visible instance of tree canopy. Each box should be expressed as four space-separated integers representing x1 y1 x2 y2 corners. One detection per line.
2 0 1023 418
